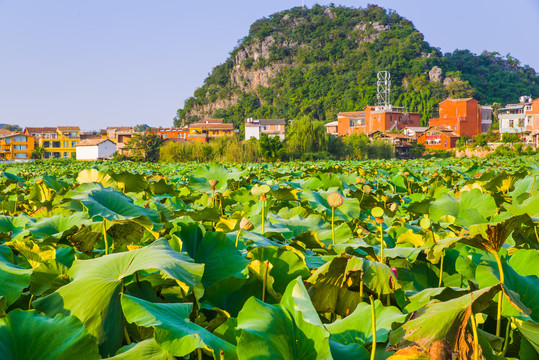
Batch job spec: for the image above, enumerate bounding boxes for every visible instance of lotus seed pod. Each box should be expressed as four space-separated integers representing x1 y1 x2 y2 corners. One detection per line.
260 194 267 201
240 217 253 230
327 192 344 208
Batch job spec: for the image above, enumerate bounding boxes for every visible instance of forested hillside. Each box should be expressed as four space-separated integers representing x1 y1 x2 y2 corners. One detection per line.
174 4 539 129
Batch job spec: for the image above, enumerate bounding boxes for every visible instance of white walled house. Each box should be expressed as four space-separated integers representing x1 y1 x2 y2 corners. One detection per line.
244 119 286 141
498 96 533 134
76 139 117 160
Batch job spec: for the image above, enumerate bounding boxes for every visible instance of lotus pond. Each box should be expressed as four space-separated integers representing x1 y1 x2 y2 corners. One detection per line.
0 158 538 359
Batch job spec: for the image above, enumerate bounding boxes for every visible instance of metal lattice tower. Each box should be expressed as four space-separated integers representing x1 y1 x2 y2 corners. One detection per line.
376 71 391 108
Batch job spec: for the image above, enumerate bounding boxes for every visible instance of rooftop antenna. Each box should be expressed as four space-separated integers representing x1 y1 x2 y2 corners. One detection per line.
377 71 391 108
302 0 305 8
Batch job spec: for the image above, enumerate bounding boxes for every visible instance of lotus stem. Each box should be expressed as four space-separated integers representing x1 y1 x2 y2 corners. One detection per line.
531 175 536 198
501 319 512 357
493 251 505 338
470 312 479 360
370 296 376 360
235 229 242 248
261 199 265 236
102 219 109 255
386 293 390 307
124 323 131 345
262 259 269 302
359 271 364 302
438 249 445 288
377 222 384 262
331 206 336 245
220 349 225 360
28 294 33 310
198 348 202 360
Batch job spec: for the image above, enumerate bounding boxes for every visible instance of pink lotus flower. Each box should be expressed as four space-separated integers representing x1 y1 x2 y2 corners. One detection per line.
391 267 398 278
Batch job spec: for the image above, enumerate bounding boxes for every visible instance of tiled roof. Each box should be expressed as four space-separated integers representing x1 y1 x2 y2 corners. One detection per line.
107 126 132 131
382 133 413 140
199 119 224 124
189 123 233 130
25 127 57 133
324 121 338 126
338 111 365 117
0 129 16 135
76 138 114 147
426 125 460 137
58 126 80 131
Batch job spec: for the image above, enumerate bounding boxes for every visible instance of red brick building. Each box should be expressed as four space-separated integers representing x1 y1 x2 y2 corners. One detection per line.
337 106 421 136
417 125 459 150
429 98 482 138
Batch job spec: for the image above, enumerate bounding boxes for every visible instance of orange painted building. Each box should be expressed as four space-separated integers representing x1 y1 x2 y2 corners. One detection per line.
337 106 421 136
151 127 190 140
0 132 35 160
188 119 234 143
429 98 482 138
417 126 459 149
526 98 539 147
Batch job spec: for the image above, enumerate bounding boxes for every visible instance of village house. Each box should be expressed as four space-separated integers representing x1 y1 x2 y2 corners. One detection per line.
244 119 286 141
23 126 81 159
337 106 421 136
417 125 460 150
324 121 338 135
105 127 134 141
402 126 428 138
0 131 35 160
525 97 539 146
428 98 483 139
151 127 190 141
75 138 117 160
498 96 532 135
188 119 234 143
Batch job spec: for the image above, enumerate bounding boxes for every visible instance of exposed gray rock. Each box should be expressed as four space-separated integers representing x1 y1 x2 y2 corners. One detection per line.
443 77 456 87
429 66 443 82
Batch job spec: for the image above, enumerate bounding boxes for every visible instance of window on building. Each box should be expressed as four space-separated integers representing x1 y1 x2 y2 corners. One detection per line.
64 152 69 158
509 120 514 128
5 138 10 144
15 153 27 159
389 115 392 121
42 141 50 148
13 136 26 142
52 141 61 148
64 141 69 148
52 152 61 159
454 125 457 130
14 145 27 150
69 132 78 138
71 141 77 147
445 140 448 148
43 152 50 159
518 119 524 128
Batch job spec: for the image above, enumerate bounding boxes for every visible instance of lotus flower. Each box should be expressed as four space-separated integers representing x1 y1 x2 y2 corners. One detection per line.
208 179 219 190
391 266 398 278
240 217 253 231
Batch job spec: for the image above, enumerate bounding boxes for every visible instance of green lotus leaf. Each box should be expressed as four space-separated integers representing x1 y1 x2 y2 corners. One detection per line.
189 164 239 194
513 318 539 354
0 309 100 360
248 246 310 294
109 339 175 360
71 186 162 232
26 213 93 242
390 285 510 349
0 215 32 241
29 259 70 296
34 239 204 357
326 300 406 359
476 257 538 321
307 253 398 315
429 188 497 227
300 188 360 222
0 245 32 306
149 178 176 196
174 221 248 288
109 171 149 193
2 171 25 183
121 294 237 359
77 168 118 188
237 277 331 359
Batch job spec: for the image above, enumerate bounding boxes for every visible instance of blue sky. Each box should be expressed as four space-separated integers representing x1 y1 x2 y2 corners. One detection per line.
0 0 538 130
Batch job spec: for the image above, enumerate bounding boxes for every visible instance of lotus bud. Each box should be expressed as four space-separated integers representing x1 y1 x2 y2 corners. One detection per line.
240 217 253 231
260 194 267 202
36 179 44 185
391 266 398 278
327 192 344 208
209 179 219 190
